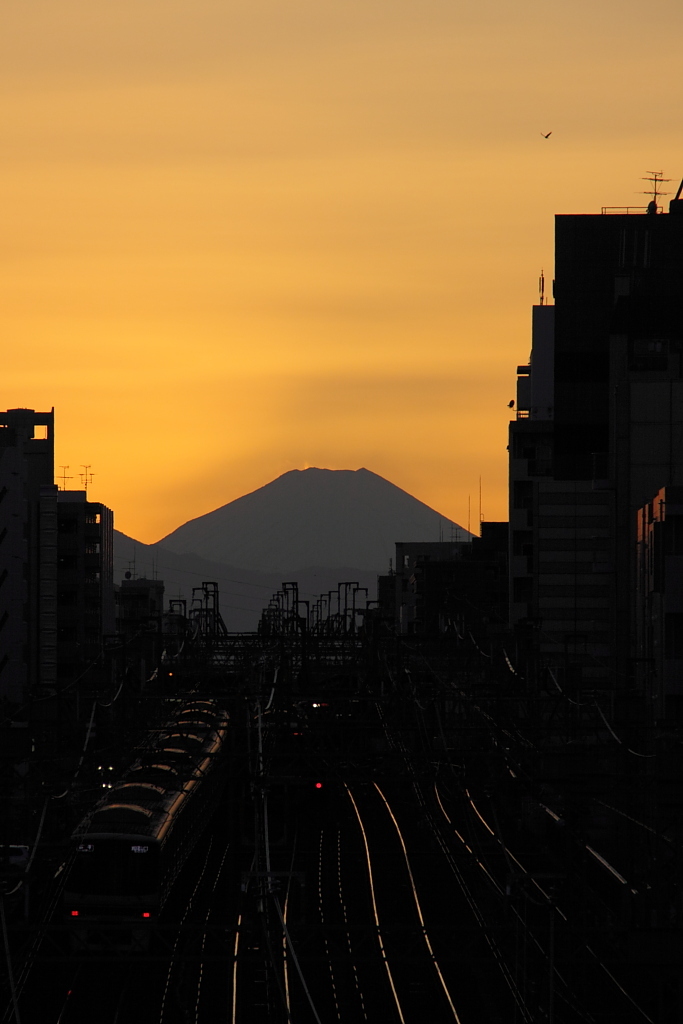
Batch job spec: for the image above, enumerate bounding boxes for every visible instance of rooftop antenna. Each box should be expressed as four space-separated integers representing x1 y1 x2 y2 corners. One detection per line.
58 465 73 490
479 476 483 528
640 170 671 213
539 269 545 306
80 464 95 492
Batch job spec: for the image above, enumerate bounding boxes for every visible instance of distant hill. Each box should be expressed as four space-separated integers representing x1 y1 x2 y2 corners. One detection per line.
112 531 379 633
155 467 468 572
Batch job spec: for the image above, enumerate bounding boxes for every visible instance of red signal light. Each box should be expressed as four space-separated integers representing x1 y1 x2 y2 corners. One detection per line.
315 782 323 789
142 912 151 918
70 910 79 917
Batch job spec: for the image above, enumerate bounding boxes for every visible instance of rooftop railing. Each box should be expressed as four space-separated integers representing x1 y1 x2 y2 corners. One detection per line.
600 206 661 215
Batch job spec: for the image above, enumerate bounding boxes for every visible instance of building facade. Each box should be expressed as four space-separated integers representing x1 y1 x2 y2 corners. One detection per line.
53 490 114 695
0 408 115 714
636 486 683 722
0 409 55 705
510 194 683 706
379 527 507 638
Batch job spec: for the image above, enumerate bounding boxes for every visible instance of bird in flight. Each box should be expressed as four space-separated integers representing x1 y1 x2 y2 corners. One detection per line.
508 400 515 408
541 131 552 139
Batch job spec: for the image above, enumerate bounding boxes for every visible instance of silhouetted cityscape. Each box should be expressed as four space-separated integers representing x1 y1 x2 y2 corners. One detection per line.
2 185 683 1021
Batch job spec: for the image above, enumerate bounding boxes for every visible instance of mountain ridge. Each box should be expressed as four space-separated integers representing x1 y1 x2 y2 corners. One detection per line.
155 467 467 572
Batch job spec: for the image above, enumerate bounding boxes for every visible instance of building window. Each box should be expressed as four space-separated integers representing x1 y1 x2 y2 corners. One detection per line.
630 338 668 372
513 531 533 556
513 481 533 510
665 516 683 556
513 577 532 603
665 614 683 659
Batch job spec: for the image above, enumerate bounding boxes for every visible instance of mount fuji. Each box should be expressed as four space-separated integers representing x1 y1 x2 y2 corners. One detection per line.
114 468 468 631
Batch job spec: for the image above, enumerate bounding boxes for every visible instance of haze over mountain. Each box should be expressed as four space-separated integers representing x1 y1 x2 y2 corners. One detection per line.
156 468 468 572
112 532 381 634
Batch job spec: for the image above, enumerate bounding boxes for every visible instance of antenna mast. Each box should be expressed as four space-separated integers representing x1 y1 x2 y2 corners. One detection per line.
80 465 95 492
641 170 671 213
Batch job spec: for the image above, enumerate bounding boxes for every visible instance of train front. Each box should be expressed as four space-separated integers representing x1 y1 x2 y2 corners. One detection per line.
64 803 162 951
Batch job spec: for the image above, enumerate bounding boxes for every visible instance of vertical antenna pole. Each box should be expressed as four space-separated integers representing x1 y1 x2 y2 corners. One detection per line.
641 170 671 212
80 465 95 493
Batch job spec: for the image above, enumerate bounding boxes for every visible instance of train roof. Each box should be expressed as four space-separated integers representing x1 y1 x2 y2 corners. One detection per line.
109 782 169 808
88 804 156 837
74 700 228 843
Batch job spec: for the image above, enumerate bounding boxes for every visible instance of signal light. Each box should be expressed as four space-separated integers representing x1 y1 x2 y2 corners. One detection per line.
315 782 323 789
142 912 151 918
70 910 79 917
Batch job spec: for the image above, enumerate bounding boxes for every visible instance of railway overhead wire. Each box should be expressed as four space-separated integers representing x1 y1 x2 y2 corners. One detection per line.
2 620 677 1023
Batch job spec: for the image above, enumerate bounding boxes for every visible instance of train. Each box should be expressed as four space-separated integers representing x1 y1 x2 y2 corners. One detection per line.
63 699 229 949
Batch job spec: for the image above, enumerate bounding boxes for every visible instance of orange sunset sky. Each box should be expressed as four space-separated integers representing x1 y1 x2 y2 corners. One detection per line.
2 0 682 542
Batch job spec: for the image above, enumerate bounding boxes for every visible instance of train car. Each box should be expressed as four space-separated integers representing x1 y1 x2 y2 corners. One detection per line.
63 700 228 949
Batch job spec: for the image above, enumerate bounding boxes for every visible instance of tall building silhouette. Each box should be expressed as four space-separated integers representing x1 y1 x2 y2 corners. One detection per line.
510 190 683 710
0 409 55 703
49 489 114 697
0 409 114 718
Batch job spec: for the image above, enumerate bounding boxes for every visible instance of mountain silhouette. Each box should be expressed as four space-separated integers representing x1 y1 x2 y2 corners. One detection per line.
155 467 468 571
